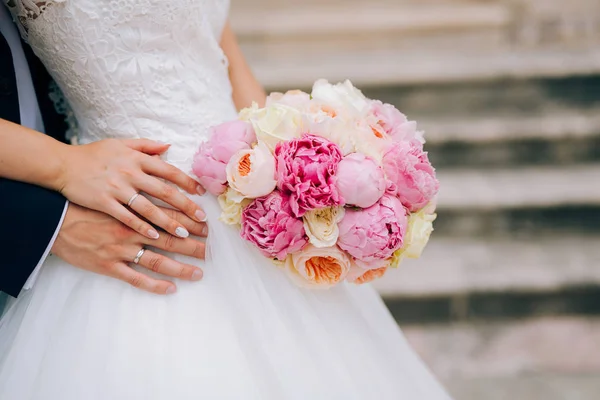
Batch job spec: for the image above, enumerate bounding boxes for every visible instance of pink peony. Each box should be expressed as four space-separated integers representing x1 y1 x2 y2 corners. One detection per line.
192 120 257 195
337 194 408 262
370 100 424 145
382 141 439 212
240 191 308 260
336 153 386 208
275 134 344 217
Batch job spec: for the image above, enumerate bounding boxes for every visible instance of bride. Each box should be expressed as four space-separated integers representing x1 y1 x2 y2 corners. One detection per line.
0 1 451 399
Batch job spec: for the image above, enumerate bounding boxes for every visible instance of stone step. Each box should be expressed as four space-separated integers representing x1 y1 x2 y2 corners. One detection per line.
374 235 600 300
402 316 600 399
231 0 600 88
435 165 600 212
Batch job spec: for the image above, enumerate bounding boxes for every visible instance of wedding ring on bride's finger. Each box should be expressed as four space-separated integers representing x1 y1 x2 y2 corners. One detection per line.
133 248 146 264
127 192 140 207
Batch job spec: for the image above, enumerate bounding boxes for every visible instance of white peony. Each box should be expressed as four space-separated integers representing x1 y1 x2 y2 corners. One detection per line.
302 207 345 248
311 79 370 116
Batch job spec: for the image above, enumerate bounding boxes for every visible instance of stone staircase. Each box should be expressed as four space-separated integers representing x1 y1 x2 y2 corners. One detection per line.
231 0 600 398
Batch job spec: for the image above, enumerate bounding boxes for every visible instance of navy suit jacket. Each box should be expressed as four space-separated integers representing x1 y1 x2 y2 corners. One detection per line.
0 28 68 298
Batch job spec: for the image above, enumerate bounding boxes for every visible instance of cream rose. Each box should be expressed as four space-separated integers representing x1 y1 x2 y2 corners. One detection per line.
238 102 261 121
217 188 251 225
311 79 370 116
402 209 437 259
302 207 345 248
285 245 351 289
226 142 277 198
249 104 303 152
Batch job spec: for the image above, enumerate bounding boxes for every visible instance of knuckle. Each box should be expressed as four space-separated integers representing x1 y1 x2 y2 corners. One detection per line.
161 185 177 199
178 265 187 278
193 242 205 259
148 256 163 273
141 203 155 218
161 207 177 220
121 214 135 227
185 200 198 215
128 274 143 288
163 234 176 250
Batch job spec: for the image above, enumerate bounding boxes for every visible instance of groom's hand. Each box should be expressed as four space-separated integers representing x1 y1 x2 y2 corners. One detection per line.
51 204 207 295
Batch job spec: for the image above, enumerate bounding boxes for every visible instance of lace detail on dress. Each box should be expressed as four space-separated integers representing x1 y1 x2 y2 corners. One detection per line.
4 0 236 169
48 80 79 144
5 0 66 39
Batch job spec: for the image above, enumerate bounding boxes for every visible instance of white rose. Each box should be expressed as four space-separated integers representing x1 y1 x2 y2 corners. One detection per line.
402 209 437 259
217 188 251 226
239 102 261 121
285 244 351 289
302 207 345 248
311 79 370 116
226 142 277 198
249 104 303 152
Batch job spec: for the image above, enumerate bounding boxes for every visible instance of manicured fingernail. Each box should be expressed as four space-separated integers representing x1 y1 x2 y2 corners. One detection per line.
196 185 205 196
201 225 209 236
195 210 207 222
192 269 203 280
165 286 176 295
175 227 189 238
148 229 160 239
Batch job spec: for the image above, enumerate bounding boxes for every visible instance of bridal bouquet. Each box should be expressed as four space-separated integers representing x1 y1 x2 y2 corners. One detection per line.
192 80 439 288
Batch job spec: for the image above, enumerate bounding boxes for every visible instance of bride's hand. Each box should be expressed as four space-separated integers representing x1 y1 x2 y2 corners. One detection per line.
54 138 207 239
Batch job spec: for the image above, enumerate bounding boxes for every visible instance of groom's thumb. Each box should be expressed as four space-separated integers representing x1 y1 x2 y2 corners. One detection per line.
124 139 171 155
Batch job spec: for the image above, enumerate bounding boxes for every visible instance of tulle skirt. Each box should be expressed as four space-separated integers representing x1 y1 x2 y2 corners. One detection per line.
0 195 451 399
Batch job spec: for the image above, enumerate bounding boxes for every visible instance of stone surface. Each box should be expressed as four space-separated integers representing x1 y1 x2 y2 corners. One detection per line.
373 236 600 298
230 0 600 88
436 165 600 211
401 316 600 399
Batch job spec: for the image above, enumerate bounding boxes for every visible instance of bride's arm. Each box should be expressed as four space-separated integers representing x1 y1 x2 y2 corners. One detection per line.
220 22 266 110
0 119 206 239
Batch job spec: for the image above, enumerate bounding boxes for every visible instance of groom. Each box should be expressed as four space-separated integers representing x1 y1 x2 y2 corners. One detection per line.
0 6 206 305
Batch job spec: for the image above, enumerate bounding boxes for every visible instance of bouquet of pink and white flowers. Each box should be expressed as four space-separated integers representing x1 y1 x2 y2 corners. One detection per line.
192 80 439 288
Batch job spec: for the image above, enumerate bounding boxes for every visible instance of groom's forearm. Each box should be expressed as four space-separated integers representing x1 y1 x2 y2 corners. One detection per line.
0 118 70 191
0 178 67 297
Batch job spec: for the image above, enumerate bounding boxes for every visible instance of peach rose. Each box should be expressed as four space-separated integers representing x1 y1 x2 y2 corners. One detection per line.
285 244 351 288
226 142 277 198
346 258 389 284
350 266 388 285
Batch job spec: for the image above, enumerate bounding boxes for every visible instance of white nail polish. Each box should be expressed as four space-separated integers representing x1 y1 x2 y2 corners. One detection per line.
148 229 160 239
175 227 189 238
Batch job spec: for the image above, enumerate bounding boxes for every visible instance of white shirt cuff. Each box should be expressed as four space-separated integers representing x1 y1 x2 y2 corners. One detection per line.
23 201 69 291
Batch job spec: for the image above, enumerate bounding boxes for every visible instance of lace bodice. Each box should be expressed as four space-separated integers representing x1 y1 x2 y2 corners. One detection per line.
5 0 236 168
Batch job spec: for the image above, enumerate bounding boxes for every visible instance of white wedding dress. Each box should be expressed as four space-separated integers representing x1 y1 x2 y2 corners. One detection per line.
0 1 451 399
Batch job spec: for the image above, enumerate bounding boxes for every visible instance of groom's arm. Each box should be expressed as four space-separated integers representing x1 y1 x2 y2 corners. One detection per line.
0 178 67 297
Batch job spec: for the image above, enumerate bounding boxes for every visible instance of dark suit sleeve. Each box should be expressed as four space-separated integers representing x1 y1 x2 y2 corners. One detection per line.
0 178 66 297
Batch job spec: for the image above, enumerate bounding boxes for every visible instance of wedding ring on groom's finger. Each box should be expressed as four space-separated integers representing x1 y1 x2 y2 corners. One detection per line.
127 192 140 207
133 248 146 265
